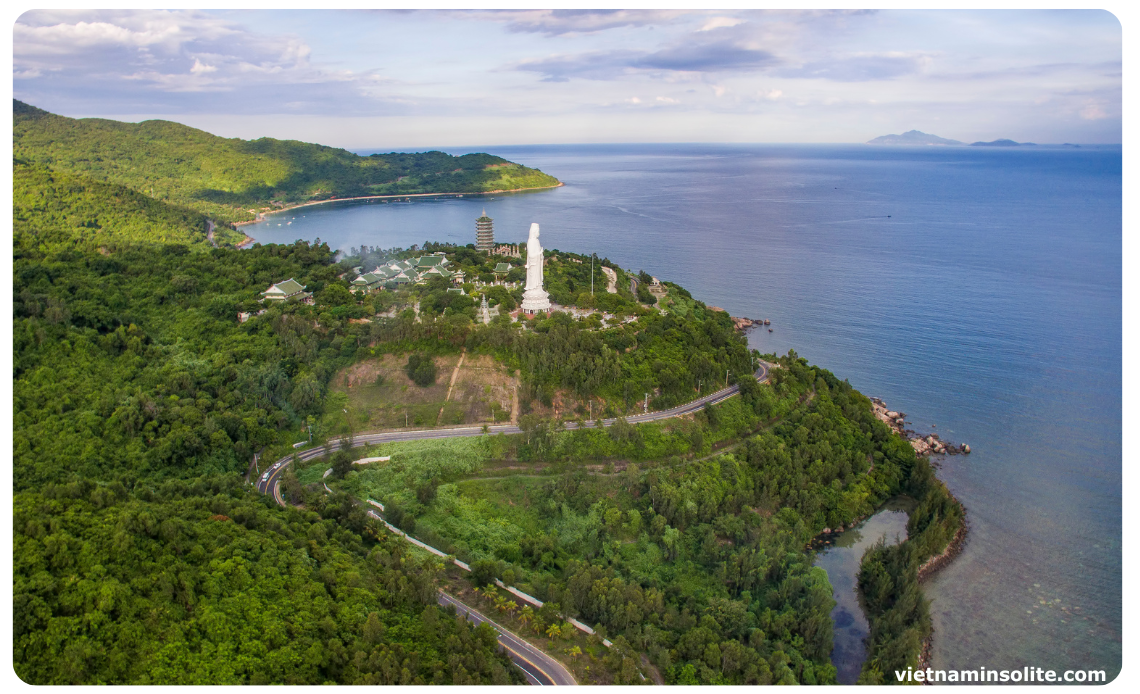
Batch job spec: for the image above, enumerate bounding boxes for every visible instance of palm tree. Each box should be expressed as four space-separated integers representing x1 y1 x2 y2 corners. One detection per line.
546 623 562 639
519 606 534 628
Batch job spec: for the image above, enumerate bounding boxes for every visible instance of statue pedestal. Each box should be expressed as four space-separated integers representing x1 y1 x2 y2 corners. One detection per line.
520 287 551 314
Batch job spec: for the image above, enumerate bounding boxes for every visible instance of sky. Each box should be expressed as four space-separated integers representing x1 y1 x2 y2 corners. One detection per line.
10 7 1124 148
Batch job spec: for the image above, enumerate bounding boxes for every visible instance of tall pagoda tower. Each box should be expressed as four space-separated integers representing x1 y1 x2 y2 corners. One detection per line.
475 209 494 252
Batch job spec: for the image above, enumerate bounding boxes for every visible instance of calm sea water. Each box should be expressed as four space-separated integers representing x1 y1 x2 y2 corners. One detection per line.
247 143 1122 678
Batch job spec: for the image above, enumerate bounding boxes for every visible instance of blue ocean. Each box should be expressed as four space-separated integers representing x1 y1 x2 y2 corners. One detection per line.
247 143 1122 677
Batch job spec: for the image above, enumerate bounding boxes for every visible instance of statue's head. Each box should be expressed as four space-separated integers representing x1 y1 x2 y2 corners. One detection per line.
529 222 540 239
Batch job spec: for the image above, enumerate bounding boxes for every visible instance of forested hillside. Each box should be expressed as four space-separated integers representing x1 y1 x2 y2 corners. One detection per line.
13 100 560 224
14 163 244 250
13 476 521 685
13 241 352 490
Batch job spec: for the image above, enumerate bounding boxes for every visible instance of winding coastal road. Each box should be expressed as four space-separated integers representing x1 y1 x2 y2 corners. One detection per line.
255 361 768 497
252 361 770 685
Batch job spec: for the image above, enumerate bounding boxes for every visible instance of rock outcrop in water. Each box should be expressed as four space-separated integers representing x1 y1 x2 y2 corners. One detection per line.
870 397 971 456
706 307 766 332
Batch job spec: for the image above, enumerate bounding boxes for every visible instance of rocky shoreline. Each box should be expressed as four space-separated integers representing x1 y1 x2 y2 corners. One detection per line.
868 396 970 680
870 397 971 457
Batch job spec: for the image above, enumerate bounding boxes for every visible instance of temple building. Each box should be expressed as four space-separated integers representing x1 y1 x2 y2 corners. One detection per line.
475 210 494 252
261 278 313 303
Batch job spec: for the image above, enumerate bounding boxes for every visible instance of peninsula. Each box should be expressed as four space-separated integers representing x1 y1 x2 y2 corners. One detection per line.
12 95 964 685
13 100 561 229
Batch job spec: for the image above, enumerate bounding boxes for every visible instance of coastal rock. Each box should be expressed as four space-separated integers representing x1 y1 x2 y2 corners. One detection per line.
962 444 971 454
730 316 756 331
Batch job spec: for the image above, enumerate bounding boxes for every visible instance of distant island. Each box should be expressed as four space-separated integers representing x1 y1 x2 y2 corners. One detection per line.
970 138 1036 147
867 130 1036 147
866 130 963 146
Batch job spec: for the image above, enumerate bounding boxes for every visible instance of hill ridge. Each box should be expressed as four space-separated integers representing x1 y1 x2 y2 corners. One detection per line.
13 99 561 226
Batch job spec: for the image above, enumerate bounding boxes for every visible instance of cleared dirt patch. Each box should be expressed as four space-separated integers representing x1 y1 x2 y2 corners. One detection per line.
448 353 516 424
333 352 517 429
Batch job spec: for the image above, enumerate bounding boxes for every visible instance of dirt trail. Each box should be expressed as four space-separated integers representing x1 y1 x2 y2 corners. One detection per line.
437 349 467 425
510 370 520 424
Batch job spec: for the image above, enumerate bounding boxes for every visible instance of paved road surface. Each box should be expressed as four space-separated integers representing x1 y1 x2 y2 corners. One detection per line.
256 361 768 496
438 591 577 686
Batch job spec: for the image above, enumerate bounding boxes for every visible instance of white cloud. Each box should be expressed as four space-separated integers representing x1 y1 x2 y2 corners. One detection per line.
190 59 217 75
699 17 745 32
10 9 394 115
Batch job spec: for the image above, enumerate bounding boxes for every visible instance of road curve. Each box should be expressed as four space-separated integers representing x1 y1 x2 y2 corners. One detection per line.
438 591 577 686
253 362 770 685
255 361 769 496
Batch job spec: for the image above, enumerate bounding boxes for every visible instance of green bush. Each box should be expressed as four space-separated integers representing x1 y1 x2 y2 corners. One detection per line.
405 352 438 387
470 559 500 588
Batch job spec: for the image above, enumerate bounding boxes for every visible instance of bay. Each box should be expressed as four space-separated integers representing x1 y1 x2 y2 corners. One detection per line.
246 143 1122 678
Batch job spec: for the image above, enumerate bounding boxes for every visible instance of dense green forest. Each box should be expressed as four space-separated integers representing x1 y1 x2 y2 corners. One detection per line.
14 100 560 224
13 476 521 685
14 163 244 251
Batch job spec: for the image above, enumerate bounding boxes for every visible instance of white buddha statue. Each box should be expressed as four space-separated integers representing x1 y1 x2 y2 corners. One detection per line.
520 223 551 313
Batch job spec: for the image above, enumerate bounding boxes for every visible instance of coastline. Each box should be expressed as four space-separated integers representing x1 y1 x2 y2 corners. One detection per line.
868 397 970 681
233 181 565 227
915 497 969 677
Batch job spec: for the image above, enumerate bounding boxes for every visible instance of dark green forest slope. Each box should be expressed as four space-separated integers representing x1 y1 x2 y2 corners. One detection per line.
14 163 243 250
14 477 521 685
14 100 560 224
